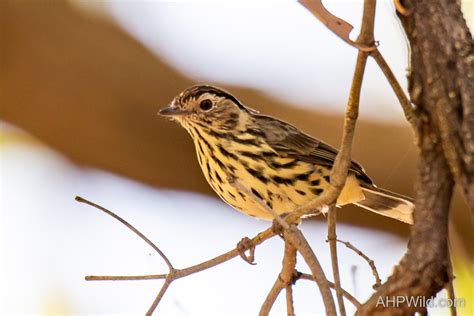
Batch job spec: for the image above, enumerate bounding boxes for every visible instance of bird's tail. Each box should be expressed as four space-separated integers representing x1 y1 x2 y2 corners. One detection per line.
354 184 414 224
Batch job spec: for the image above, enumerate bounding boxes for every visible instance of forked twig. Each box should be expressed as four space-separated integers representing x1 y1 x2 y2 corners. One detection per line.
76 196 276 315
228 180 336 315
298 0 417 132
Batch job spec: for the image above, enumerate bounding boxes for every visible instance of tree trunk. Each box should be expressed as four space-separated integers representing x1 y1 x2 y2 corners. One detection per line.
358 0 473 314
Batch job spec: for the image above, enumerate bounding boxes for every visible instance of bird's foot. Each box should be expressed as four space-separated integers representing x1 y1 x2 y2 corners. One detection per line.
236 236 256 265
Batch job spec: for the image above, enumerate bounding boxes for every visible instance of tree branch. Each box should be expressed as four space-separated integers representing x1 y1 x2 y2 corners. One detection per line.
298 273 361 308
370 48 418 129
357 0 471 312
259 242 297 316
283 226 336 315
285 285 296 316
298 0 375 52
333 239 381 290
77 196 276 315
75 196 174 271
228 179 336 315
327 206 346 316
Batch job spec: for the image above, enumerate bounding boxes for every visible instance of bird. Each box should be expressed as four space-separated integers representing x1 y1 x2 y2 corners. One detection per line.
159 85 413 224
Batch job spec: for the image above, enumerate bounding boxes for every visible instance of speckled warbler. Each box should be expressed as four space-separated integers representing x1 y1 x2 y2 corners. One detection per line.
160 85 413 224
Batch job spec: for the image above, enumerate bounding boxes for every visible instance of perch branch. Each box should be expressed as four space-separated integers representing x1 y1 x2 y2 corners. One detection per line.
86 226 276 282
283 226 336 315
77 196 276 315
295 2 377 316
294 0 375 218
228 179 336 315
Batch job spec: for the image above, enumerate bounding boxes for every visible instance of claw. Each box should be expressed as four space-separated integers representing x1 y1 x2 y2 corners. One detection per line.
236 237 256 265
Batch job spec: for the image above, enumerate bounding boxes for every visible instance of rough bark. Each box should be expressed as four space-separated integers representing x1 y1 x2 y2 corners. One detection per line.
358 0 473 314
405 0 473 208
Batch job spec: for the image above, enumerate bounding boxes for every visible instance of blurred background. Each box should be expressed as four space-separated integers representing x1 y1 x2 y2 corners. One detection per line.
1 0 472 315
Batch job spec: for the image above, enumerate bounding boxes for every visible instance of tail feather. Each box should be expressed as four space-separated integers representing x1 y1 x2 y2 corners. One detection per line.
355 185 414 224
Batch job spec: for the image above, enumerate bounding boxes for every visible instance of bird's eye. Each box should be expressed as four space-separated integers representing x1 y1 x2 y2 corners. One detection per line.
199 99 213 111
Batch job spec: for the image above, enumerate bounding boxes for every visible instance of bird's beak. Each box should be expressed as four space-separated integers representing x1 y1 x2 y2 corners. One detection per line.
158 105 188 117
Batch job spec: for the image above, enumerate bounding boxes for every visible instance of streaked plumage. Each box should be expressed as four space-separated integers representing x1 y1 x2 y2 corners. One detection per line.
160 85 413 224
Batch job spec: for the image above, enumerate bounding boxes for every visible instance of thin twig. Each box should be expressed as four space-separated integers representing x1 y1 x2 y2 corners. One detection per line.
286 285 296 316
259 278 284 316
293 1 374 218
77 196 276 315
283 226 336 315
334 239 381 290
370 48 418 129
146 275 172 316
298 273 361 308
86 228 275 282
75 196 174 270
327 206 346 316
298 0 375 52
260 237 298 316
446 249 457 316
229 177 336 314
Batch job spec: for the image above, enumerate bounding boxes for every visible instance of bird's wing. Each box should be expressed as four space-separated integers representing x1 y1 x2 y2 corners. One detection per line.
254 114 373 184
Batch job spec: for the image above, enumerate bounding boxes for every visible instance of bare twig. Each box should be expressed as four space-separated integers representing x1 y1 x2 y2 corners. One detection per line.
283 226 336 315
147 275 172 316
294 0 375 218
77 196 276 315
259 277 285 316
370 49 418 129
295 2 377 315
86 226 275 282
229 168 339 315
75 196 176 314
285 285 296 316
298 0 375 52
334 239 381 290
229 179 335 315
327 206 346 315
75 196 174 270
260 242 297 316
446 250 457 316
298 273 361 308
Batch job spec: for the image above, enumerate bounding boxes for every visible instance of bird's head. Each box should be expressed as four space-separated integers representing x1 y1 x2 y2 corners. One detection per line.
159 85 257 131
